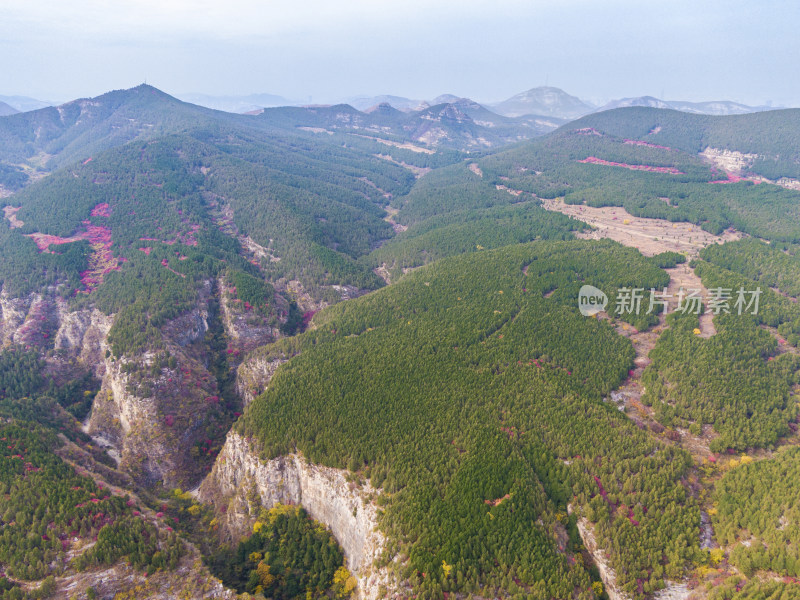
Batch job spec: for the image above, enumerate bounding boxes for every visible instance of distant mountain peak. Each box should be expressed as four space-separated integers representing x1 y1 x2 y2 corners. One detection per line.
491 86 595 119
419 102 474 124
431 93 463 105
364 102 403 116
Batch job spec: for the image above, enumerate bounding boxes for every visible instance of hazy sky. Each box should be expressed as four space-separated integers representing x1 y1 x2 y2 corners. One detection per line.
2 0 798 106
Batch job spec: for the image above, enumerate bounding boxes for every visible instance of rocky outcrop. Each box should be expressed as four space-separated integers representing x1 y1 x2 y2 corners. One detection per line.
0 290 60 349
219 277 284 354
700 147 758 174
54 307 113 375
86 282 233 488
0 289 33 344
700 147 800 191
1 287 113 368
1 280 241 488
235 351 287 407
199 431 396 599
653 582 691 600
574 514 631 600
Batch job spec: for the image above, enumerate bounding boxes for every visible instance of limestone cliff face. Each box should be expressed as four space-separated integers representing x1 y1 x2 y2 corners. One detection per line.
218 276 285 354
1 281 242 488
54 307 114 375
86 355 213 487
235 352 287 407
1 287 112 367
0 289 60 349
0 290 33 344
86 281 232 488
199 431 397 599
573 513 630 600
218 275 292 407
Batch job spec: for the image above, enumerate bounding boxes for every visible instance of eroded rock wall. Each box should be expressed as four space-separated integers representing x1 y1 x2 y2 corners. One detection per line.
199 431 396 599
575 515 631 600
235 352 286 407
86 281 231 487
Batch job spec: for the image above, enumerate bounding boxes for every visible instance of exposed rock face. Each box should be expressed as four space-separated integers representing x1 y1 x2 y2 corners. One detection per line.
54 307 113 375
219 276 284 354
574 514 631 600
0 290 33 344
235 351 287 407
87 356 210 487
1 280 242 489
700 147 800 190
87 281 231 488
653 582 691 600
700 147 758 174
0 290 60 349
1 288 112 368
283 279 331 314
200 431 396 599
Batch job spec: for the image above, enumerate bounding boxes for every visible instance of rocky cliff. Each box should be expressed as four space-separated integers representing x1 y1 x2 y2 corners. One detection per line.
1 287 114 376
199 431 396 599
86 280 239 487
1 281 239 488
235 350 287 407
218 275 285 354
573 511 630 600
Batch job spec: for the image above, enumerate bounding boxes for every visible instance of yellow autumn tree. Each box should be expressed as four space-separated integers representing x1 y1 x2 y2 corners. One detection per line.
256 561 275 588
332 566 357 598
441 560 452 579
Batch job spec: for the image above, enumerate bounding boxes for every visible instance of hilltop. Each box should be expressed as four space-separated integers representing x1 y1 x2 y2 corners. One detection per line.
491 86 596 119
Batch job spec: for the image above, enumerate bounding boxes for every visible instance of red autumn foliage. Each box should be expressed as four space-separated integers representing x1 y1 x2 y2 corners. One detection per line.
90 202 111 217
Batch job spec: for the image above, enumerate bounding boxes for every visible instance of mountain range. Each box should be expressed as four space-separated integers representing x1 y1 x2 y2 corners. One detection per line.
3 84 800 600
176 92 294 113
175 86 780 121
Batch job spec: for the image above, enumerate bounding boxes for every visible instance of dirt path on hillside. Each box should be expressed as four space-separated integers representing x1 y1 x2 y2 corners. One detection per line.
538 194 749 596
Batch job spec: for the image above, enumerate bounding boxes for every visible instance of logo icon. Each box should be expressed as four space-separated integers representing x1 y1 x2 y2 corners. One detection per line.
578 285 608 316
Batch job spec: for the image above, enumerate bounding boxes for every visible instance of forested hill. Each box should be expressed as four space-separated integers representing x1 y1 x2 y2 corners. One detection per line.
0 121 425 355
254 99 563 149
242 240 698 599
0 85 229 172
566 107 800 179
473 120 800 242
0 84 560 194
